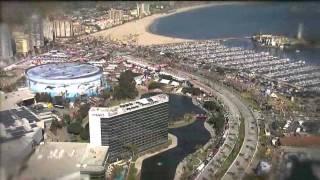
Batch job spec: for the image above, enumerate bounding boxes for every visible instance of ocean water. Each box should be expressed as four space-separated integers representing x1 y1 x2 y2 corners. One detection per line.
150 2 320 65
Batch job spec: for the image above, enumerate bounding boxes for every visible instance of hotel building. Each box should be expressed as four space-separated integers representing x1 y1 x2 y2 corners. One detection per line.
89 94 169 161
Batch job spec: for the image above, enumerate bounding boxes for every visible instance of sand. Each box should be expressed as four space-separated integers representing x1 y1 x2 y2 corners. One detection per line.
91 2 237 46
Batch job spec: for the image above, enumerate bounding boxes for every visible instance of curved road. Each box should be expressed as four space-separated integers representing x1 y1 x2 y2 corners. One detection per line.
169 68 258 180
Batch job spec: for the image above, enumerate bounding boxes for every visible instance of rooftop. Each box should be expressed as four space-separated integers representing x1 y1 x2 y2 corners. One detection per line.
90 94 168 118
0 88 35 111
25 63 102 81
19 142 109 180
0 106 39 141
80 144 109 172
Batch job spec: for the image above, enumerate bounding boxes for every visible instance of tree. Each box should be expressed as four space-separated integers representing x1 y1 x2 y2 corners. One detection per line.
113 70 138 99
182 87 202 96
204 100 222 112
148 81 163 90
124 143 138 160
35 92 52 103
100 89 111 99
63 114 71 125
213 112 225 135
80 126 89 140
159 74 173 81
78 103 90 121
67 122 82 135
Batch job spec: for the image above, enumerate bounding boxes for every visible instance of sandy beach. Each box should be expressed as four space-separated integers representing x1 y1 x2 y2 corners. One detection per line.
91 3 235 46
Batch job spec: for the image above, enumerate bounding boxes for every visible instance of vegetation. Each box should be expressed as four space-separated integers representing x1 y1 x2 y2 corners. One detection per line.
148 81 163 90
182 87 202 96
204 100 222 112
127 163 138 180
169 113 195 128
207 111 225 135
159 74 173 81
76 103 91 121
80 125 89 141
35 92 52 103
63 114 71 125
100 89 112 99
215 117 245 179
204 100 225 135
67 122 82 135
111 165 124 180
124 143 138 160
113 70 138 99
215 66 226 75
50 119 63 134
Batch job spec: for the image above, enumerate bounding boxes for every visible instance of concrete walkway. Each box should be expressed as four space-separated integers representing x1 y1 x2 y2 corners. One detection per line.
135 133 178 174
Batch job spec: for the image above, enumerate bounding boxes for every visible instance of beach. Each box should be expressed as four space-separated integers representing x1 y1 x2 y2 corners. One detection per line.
91 3 233 46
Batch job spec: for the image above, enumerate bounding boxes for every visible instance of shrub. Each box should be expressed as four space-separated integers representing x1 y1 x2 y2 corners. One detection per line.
67 122 82 135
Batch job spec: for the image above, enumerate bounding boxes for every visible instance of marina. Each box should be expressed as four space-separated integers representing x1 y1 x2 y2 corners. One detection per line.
151 40 320 93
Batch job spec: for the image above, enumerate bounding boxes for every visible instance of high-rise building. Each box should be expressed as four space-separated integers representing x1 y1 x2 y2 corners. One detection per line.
29 14 44 49
89 94 169 161
108 8 124 24
43 17 54 41
0 23 13 59
137 3 151 18
52 17 74 38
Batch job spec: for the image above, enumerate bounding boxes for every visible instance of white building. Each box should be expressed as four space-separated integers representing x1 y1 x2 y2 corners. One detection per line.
89 94 169 161
137 3 151 18
53 17 74 38
108 8 124 24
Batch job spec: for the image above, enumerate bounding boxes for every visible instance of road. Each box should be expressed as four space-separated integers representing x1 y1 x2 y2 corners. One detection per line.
169 68 258 180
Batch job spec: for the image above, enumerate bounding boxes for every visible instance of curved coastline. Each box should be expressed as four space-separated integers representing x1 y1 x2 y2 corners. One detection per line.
146 2 244 40
90 2 238 46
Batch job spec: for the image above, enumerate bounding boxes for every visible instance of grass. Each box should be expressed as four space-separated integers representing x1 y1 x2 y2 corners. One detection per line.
169 113 196 128
240 92 260 110
214 116 245 179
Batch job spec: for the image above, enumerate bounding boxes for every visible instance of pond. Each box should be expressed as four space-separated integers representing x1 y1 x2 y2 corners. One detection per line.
140 93 211 180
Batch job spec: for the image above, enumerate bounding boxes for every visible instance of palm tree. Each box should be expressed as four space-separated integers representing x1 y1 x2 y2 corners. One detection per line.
124 143 138 160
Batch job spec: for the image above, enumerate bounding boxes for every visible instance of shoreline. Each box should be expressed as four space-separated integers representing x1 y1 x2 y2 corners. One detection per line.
174 121 215 180
91 2 238 46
